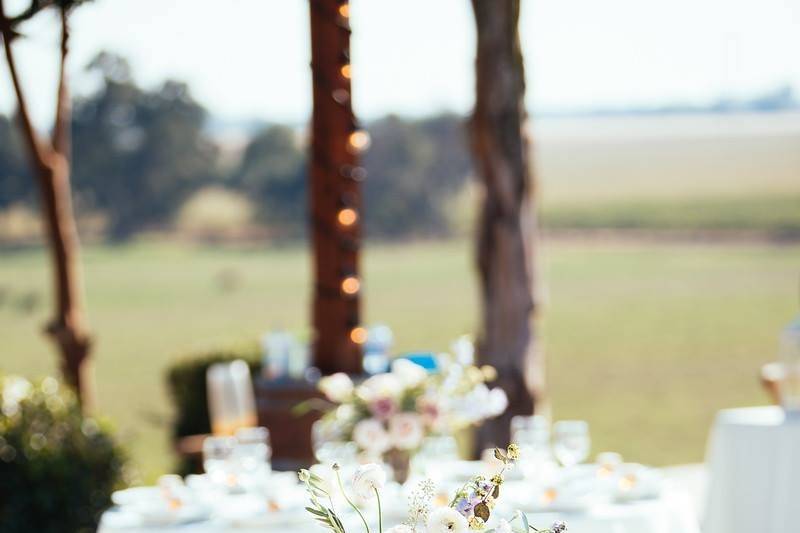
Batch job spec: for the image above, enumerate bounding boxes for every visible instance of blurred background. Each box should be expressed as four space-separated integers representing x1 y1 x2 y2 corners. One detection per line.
2 0 799 482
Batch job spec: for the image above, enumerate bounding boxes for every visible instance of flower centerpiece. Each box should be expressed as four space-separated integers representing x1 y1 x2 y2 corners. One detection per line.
314 357 508 483
299 444 566 533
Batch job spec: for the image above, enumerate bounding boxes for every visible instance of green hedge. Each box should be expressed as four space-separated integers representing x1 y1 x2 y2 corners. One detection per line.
0 375 127 533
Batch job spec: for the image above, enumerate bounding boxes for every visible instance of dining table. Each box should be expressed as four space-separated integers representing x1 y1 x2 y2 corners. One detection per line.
100 460 701 533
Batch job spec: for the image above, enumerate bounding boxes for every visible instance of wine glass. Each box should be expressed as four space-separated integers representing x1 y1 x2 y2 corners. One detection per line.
552 420 590 469
235 427 272 477
202 435 236 487
511 415 552 478
312 420 356 466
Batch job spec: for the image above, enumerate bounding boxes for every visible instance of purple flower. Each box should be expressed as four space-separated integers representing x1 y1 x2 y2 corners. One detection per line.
455 497 473 516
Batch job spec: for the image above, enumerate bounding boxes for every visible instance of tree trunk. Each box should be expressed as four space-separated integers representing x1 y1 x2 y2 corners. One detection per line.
308 0 363 375
470 0 542 451
1 4 94 409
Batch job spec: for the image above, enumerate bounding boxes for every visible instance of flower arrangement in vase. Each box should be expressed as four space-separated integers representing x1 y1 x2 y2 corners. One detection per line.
299 444 566 533
314 357 508 483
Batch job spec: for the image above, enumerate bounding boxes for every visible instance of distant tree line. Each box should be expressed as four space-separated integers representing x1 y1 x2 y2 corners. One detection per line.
0 53 473 241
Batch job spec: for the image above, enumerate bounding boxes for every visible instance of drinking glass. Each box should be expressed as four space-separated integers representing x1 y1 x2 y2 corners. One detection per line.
512 415 552 478
235 426 272 476
312 420 356 466
415 435 459 479
552 420 590 468
202 435 236 486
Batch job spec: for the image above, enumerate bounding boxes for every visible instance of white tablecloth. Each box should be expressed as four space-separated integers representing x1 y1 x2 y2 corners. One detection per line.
704 406 800 533
100 478 698 533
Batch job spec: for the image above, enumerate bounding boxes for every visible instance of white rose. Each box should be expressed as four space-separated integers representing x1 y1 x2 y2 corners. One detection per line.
487 387 509 417
351 463 386 500
391 358 428 387
427 507 468 533
319 373 354 402
357 373 402 401
388 413 424 451
353 418 391 454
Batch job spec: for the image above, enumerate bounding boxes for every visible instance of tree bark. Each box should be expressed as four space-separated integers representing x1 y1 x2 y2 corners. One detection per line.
1 3 94 409
308 0 363 375
470 0 542 451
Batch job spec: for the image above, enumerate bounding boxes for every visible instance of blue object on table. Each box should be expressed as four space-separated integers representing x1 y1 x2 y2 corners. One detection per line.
398 352 439 372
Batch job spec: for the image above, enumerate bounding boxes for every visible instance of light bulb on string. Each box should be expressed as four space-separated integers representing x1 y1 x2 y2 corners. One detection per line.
340 64 351 79
338 3 350 18
350 326 368 344
341 276 360 295
337 208 358 227
347 130 370 153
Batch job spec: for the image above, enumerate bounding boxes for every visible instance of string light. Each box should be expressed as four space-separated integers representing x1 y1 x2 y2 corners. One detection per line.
341 276 360 295
340 64 351 79
338 3 350 18
347 130 370 153
350 326 368 344
337 208 358 226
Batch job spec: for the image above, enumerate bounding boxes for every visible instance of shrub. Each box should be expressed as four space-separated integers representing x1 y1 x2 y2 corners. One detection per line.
0 375 127 533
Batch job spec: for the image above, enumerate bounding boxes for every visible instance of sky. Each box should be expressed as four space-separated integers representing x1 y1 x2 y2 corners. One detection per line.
1 0 799 129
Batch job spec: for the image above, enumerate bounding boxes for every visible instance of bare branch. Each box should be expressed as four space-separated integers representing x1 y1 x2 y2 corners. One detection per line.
52 4 71 158
0 0 50 167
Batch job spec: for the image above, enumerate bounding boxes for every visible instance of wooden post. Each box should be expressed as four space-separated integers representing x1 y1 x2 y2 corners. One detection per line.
470 0 542 450
308 0 364 375
1 2 94 409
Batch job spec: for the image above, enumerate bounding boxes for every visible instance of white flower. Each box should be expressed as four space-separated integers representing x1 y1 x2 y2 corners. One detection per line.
357 373 402 402
352 463 386 500
496 519 513 533
388 413 425 450
353 418 391 454
319 373 354 402
391 358 428 387
386 526 415 533
487 387 508 417
427 507 468 533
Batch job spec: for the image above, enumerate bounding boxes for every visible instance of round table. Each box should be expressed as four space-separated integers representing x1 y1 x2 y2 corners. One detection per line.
704 406 800 533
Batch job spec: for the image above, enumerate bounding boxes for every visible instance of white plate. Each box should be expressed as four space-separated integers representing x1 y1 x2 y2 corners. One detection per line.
111 487 161 507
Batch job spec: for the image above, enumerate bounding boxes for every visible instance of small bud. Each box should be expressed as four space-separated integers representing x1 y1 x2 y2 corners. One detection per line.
298 469 311 482
332 462 341 471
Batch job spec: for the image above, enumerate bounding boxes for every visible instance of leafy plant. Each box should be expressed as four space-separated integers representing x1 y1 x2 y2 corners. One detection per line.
0 375 127 533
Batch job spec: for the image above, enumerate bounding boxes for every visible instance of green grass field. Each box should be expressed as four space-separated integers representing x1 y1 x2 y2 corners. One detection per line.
2 239 798 481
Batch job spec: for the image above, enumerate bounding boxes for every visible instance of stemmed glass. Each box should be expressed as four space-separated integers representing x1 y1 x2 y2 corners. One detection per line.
552 420 590 469
312 420 356 466
511 415 552 478
202 435 236 488
235 427 272 475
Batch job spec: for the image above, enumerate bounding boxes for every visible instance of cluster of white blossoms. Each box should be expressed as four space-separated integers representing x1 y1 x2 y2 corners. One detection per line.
316 356 508 459
299 446 567 533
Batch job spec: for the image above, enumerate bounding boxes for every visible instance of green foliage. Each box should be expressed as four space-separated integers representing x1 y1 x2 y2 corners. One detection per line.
0 115 33 209
0 375 127 533
72 52 219 239
362 114 471 238
232 125 307 238
165 343 261 439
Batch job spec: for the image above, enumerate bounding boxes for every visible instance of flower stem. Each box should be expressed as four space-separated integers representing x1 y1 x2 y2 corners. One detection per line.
375 488 383 533
335 467 371 533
